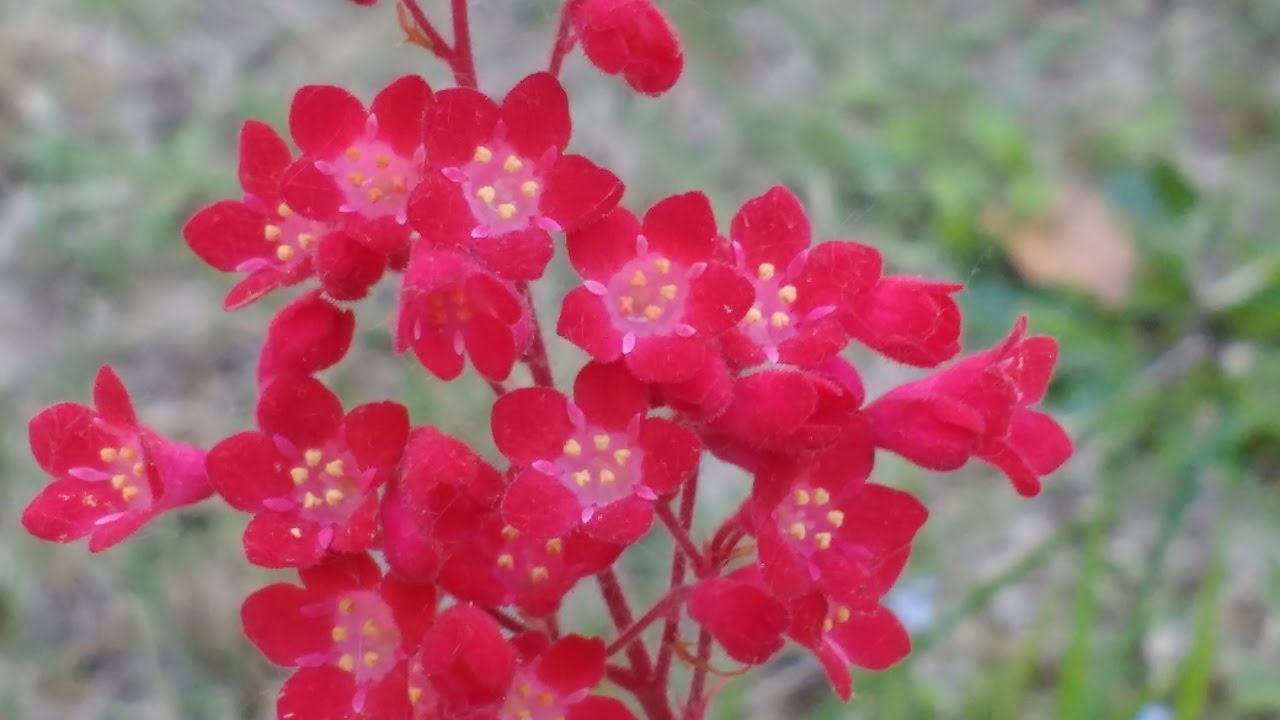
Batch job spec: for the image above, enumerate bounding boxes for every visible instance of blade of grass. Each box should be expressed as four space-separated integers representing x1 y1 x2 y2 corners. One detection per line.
1054 512 1107 720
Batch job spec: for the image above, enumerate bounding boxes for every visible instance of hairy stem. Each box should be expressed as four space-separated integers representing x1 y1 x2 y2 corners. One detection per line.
654 476 700 686
548 0 578 76
605 586 691 658
518 283 556 387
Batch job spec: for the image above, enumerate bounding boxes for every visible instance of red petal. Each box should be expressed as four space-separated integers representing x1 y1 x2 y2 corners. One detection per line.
276 667 359 720
980 439 1044 498
463 313 519 381
315 230 385 301
641 191 718 265
28 402 111 476
731 185 811 269
403 426 505 508
755 523 811 598
540 154 624 230
777 316 849 367
206 431 290 511
866 394 984 471
806 416 875 496
241 583 331 665
688 578 787 664
564 530 624 574
537 635 606 695
437 550 506 607
256 375 344 450
243 513 326 568
21 477 129 545
279 160 345 221
625 336 707 383
257 291 356 385
86 510 154 552
424 88 501 167
238 119 292 201
381 575 438 650
573 361 648 430
1013 335 1059 403
472 227 554 281
557 287 624 362
502 469 581 538
344 401 410 476
419 605 515 708
583 495 653 545
406 172 475 249
492 388 572 465
815 642 854 701
380 481 439 582
828 605 911 670
410 325 466 381
1008 409 1072 475
568 695 638 720
573 0 683 96
837 484 928 567
91 366 137 426
224 268 286 310
800 240 883 305
183 199 270 271
289 85 367 156
847 276 963 367
683 263 753 336
566 207 641 280
718 371 818 443
657 349 733 422
370 74 433 156
502 72 571 158
298 552 383 594
638 418 699 495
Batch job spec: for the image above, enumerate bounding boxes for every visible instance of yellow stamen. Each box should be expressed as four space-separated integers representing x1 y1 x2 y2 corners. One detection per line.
789 522 806 540
823 618 834 632
264 224 282 242
362 619 379 636
332 626 349 642
325 459 344 477
497 203 517 220
277 203 292 217
474 146 493 163
643 305 663 321
337 654 356 672
613 449 632 466
276 245 295 262
594 434 611 451
794 489 811 505
476 185 497 204
826 510 845 528
368 187 385 203
363 651 380 668
563 438 582 457
119 447 137 461
290 467 309 485
530 566 549 583
814 531 832 550
290 527 302 538
111 474 128 490
545 538 563 555
503 155 523 173
497 553 515 570
376 153 391 169
324 488 345 506
599 469 616 485
573 470 591 487
660 284 678 300
100 448 118 463
770 311 790 328
305 449 323 467
539 692 554 706
345 146 362 162
303 491 322 509
408 687 424 704
630 270 647 288
655 257 671 274
758 263 776 281
338 597 355 613
347 171 365 187
297 233 315 249
835 606 851 623
131 462 144 477
743 307 763 324
813 488 831 505
619 296 635 315
517 711 533 720
778 285 798 303
520 180 539 197
519 683 533 698
502 525 520 541
121 486 140 502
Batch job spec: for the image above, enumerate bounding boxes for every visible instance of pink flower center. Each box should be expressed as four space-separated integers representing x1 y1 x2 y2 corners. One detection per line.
75 442 153 507
325 590 402 685
448 142 551 237
317 119 422 223
276 443 369 533
605 254 692 340
258 201 330 268
491 524 569 600
773 484 846 562
501 669 573 720
739 261 801 360
552 423 645 511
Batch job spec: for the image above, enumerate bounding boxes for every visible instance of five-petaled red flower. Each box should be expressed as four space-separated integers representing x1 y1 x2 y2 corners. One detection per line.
787 587 911 701
23 366 211 551
207 374 409 568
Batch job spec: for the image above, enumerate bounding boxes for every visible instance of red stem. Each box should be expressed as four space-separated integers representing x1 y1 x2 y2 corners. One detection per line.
484 606 530 634
518 283 556 387
605 586 690 657
655 503 707 577
686 628 714 716
597 570 675 720
548 0 579 77
449 0 478 88
486 380 507 396
654 476 699 685
399 0 453 60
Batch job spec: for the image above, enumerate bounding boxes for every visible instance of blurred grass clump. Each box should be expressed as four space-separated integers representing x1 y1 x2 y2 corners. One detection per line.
1 1 1278 719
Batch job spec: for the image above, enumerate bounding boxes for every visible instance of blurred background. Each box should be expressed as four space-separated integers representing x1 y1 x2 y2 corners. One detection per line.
2 0 1278 718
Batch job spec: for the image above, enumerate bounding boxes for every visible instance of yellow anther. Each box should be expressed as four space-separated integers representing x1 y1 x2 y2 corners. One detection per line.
789 522 806 540
619 296 635 315
363 651 380 668
545 538 563 555
835 606 851 623
297 233 315 250
119 447 137 461
264 224 282 242
474 146 493 163
613 449 632 466
132 462 145 477
303 492 322 509
345 146 362 162
778 285 798 303
476 185 497 204
376 153 391 169
503 155 523 173
325 459 345 477
276 245 295 262
100 448 118 463
338 597 355 613
813 488 831 505
599 469 617 485
290 467 309 485
743 307 763 324
563 438 582 457
517 711 533 720
111 474 128 490
660 284 678 300
497 203 518 220
630 270 648 288
277 203 292 218
770 311 790 328
338 654 356 672
290 527 302 538
758 263 776 281
392 175 407 193
823 618 834 632
539 692 554 706
408 687 424 704
502 525 520 541
332 626 349 642
368 187 385 203
655 257 671 274
573 470 591 487
521 180 539 197
643 305 663 321
305 450 323 467
121 486 141 502
362 619 379 636
594 434 611 451
530 566 549 583
324 488 345 506
826 510 845 528
347 171 365 187
814 531 832 550
794 489 811 505
497 553 515 570
519 683 533 698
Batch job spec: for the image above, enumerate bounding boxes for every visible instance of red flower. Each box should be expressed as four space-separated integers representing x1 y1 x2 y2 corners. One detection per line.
844 276 964 367
23 366 211 551
408 604 516 717
688 571 789 664
787 589 911 701
501 633 637 720
719 186 881 368
207 375 409 568
281 75 434 255
184 120 385 308
242 553 435 719
394 247 531 382
495 361 701 545
559 192 753 383
257 290 356 386
748 424 928 603
570 0 684 96
407 72 623 280
866 315 1073 497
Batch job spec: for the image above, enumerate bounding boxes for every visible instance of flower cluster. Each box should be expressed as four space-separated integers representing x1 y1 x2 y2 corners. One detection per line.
21 2 1072 719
